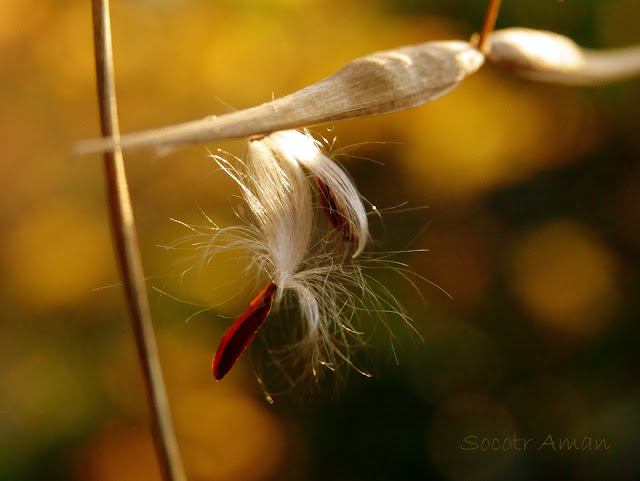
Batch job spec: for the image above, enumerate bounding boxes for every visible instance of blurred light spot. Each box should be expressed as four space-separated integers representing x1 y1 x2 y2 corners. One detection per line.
508 219 618 336
97 330 256 420
426 393 520 481
175 389 286 481
0 0 50 49
29 3 94 100
75 425 162 481
402 72 599 200
3 201 113 309
78 388 286 481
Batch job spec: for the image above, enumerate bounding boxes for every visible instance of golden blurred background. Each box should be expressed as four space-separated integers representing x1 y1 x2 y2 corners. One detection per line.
1 0 639 480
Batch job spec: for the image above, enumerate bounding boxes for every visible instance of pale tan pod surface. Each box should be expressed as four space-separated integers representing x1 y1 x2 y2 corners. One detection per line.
486 27 640 86
74 41 484 155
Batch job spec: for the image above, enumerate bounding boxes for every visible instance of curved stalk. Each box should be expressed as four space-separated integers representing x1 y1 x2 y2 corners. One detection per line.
90 1 187 480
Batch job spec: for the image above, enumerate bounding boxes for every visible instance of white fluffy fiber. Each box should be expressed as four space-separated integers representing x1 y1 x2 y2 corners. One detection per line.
164 129 416 381
174 130 408 377
266 130 369 257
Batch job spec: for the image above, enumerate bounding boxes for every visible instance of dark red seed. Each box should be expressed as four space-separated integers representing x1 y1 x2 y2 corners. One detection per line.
212 282 278 381
317 178 357 243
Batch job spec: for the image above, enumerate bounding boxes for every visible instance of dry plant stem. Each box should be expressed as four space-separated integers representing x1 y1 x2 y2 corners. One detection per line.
91 1 187 481
476 0 502 52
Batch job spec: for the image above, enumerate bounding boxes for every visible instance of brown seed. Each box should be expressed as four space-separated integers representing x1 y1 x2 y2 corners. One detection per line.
212 282 278 381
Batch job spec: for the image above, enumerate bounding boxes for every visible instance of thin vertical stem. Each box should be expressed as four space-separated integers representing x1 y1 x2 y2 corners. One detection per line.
90 1 187 480
477 0 502 52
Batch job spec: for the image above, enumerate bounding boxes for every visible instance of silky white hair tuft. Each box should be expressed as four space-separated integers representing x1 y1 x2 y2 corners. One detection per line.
243 137 314 289
170 133 413 380
266 130 369 257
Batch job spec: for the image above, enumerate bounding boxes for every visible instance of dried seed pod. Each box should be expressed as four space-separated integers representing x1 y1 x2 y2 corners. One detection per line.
487 27 640 86
74 41 485 155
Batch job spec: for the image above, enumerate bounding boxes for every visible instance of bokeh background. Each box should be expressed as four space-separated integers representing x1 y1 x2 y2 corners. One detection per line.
2 0 640 480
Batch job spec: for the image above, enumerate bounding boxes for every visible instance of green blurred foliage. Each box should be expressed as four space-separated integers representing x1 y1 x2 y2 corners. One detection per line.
1 0 639 480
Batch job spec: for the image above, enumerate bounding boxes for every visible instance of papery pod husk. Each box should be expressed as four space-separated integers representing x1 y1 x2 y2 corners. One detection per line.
487 27 640 86
75 41 485 155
